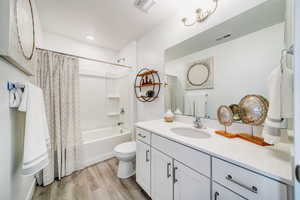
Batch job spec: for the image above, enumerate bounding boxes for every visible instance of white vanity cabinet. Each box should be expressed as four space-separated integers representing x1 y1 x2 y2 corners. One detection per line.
173 161 211 200
135 127 290 200
212 158 288 200
151 148 173 200
150 138 210 200
136 140 151 196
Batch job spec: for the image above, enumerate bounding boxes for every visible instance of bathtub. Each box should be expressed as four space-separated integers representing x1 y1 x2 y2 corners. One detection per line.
82 127 131 167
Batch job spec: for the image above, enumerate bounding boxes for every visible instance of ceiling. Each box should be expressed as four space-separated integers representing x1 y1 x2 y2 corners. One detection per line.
36 0 180 51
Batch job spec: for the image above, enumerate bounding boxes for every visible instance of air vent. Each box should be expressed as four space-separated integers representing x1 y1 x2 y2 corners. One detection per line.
134 0 156 13
216 34 232 41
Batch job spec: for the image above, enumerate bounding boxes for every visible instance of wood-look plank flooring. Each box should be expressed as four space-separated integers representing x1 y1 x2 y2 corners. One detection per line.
33 158 151 200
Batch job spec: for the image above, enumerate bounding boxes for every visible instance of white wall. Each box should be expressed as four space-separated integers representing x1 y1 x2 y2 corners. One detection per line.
0 0 43 199
294 0 300 197
0 62 34 200
80 41 137 132
80 72 132 132
115 41 137 67
115 41 137 132
41 31 117 62
80 74 109 131
136 0 267 121
166 23 284 119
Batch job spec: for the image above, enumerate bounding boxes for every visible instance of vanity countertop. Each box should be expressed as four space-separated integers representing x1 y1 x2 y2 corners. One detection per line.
135 119 293 185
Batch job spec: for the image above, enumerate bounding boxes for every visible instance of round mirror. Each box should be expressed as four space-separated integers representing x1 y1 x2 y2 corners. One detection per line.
239 95 268 126
187 63 209 86
16 0 35 60
217 105 233 127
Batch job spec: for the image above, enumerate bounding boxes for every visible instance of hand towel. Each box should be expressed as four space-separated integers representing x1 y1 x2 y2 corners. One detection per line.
262 66 293 144
184 93 207 117
18 83 50 176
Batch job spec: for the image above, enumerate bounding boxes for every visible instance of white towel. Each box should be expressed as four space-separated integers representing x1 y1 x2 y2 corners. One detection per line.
262 67 293 144
184 93 207 117
18 83 50 176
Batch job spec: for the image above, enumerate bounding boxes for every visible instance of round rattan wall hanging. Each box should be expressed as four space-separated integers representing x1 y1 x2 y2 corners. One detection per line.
134 68 162 102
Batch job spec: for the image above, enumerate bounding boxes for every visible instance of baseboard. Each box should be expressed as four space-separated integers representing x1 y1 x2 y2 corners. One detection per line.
25 179 36 200
83 152 115 168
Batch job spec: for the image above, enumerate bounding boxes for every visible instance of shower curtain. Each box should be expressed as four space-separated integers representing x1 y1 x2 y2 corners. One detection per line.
35 49 83 186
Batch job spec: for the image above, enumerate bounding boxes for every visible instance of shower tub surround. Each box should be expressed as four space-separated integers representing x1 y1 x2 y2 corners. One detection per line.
82 127 131 167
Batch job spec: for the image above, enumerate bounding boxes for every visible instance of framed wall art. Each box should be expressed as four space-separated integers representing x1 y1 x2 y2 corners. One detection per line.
185 57 214 90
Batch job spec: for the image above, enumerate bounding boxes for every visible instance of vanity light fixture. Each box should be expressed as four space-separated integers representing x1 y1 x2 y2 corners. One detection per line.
182 0 219 27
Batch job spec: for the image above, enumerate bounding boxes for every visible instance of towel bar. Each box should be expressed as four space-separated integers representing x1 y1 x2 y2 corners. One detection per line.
7 82 25 91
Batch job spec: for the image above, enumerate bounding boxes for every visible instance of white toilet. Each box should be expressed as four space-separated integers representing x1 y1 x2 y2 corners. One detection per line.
113 141 136 179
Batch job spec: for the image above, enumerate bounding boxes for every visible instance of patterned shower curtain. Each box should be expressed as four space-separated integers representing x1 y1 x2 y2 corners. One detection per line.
35 49 83 186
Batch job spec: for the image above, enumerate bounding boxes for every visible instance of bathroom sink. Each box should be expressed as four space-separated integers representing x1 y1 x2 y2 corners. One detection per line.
170 127 211 139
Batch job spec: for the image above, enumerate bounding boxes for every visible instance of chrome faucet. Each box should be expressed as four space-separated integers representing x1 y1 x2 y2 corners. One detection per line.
193 116 204 129
192 102 204 128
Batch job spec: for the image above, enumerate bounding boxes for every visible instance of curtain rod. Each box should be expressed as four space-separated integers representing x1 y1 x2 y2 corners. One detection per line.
36 48 132 69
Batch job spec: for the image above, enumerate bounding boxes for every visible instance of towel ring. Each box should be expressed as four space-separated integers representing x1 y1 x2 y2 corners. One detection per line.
280 45 294 72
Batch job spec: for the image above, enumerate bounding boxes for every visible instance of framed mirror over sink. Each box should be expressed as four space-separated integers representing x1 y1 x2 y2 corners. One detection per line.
164 0 287 120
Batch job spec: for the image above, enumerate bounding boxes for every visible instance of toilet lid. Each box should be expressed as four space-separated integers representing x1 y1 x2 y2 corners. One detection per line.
114 142 136 154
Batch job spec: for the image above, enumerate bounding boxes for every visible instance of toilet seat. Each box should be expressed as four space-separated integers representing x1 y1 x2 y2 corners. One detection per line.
114 141 136 154
114 141 136 179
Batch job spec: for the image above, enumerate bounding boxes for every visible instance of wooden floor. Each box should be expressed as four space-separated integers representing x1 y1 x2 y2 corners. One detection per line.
33 158 151 200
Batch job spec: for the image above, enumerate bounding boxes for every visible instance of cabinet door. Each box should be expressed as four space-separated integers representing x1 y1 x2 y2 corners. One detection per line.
174 161 210 200
212 182 246 200
151 148 173 200
136 140 151 195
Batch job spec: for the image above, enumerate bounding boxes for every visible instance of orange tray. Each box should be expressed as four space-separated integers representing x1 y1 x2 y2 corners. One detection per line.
237 133 273 147
215 131 272 146
215 130 238 139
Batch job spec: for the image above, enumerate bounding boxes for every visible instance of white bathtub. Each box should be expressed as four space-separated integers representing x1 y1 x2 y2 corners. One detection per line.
82 127 131 167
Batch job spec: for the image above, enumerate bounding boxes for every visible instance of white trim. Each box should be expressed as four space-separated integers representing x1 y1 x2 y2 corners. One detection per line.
25 179 36 200
294 0 300 198
83 152 115 168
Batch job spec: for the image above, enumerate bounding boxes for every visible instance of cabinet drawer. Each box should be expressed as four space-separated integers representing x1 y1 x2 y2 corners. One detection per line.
213 182 246 200
136 128 151 144
152 134 211 177
212 158 288 200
